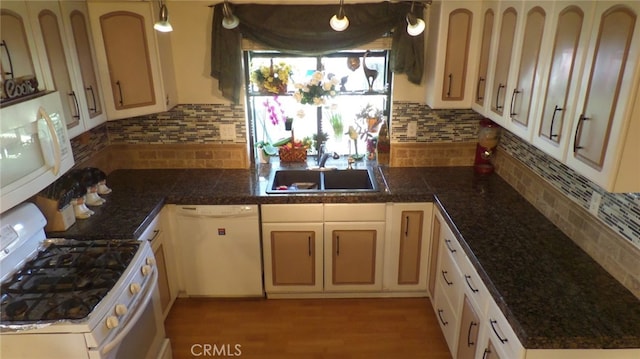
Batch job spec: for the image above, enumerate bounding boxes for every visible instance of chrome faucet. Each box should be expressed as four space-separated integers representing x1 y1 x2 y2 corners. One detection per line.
319 152 331 168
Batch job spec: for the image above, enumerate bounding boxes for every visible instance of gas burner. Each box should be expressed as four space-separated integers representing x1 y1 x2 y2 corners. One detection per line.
0 239 140 322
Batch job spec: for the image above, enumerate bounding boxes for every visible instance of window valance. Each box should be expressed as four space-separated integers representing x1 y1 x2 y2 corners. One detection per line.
210 2 424 103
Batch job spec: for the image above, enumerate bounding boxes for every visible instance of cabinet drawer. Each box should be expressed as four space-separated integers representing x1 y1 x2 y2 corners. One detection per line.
486 300 525 359
323 203 386 222
458 254 490 316
434 279 459 354
439 218 465 263
261 204 323 222
437 238 463 311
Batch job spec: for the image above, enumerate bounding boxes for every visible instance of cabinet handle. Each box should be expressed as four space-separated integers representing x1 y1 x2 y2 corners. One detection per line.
446 73 453 97
146 229 161 243
549 105 563 139
464 274 479 293
490 319 509 344
116 80 124 107
495 83 505 110
444 239 457 253
86 85 97 112
404 215 409 237
482 348 492 359
308 236 312 257
336 236 340 256
69 91 81 120
476 77 485 101
437 309 448 326
1 40 15 79
467 320 478 347
441 270 453 286
509 89 520 118
573 114 590 152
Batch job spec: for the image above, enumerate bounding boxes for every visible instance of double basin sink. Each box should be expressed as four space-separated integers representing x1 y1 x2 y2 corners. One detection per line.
266 168 379 194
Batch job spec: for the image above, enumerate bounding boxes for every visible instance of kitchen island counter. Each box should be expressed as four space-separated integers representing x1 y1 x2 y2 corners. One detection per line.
45 165 640 352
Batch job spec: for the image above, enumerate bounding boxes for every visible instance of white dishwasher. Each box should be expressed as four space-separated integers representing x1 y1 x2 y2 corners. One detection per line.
174 205 263 297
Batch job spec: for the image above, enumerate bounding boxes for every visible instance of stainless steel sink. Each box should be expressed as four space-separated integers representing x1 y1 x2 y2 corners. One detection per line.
266 169 379 194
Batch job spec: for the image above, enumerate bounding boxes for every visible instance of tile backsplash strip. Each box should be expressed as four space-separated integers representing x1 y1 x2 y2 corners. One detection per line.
107 103 247 144
391 102 481 142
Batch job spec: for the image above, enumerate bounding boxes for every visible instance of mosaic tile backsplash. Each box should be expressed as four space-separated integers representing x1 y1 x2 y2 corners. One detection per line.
391 102 482 142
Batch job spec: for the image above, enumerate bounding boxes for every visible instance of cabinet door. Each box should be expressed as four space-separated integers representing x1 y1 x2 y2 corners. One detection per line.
324 222 385 292
27 3 80 133
332 230 376 284
569 4 637 171
153 241 171 316
481 340 503 359
397 210 424 284
490 6 518 118
271 231 317 286
0 2 44 103
533 3 592 161
99 11 155 110
509 6 546 134
262 222 323 294
456 296 481 359
428 211 442 298
473 6 495 109
60 1 106 134
442 9 473 101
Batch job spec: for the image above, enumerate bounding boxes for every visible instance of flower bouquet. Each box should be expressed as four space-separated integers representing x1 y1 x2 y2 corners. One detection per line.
250 61 292 95
293 71 339 106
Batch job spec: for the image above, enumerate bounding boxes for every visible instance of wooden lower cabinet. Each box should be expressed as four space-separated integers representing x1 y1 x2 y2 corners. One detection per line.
261 222 324 294
153 242 171 315
324 222 385 292
481 340 502 359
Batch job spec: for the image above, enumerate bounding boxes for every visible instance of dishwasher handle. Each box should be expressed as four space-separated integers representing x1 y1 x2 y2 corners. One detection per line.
176 205 258 219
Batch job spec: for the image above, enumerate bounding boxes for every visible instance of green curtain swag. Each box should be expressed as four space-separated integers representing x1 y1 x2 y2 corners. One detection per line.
210 2 424 103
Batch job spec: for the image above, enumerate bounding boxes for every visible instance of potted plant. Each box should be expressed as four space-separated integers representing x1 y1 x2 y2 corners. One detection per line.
250 60 292 95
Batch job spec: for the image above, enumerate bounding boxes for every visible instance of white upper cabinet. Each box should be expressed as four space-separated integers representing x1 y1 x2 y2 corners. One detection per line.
531 2 595 161
26 1 106 139
506 3 553 141
59 0 107 136
486 1 521 126
565 1 640 192
87 1 177 120
471 1 498 114
0 1 46 103
425 1 482 109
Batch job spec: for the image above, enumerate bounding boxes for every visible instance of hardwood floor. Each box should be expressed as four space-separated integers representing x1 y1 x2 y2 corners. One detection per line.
164 297 452 359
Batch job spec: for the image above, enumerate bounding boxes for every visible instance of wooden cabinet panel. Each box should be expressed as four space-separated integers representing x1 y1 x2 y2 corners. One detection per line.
491 7 518 116
443 9 473 101
572 6 635 169
474 7 495 108
535 5 585 152
510 6 545 128
37 9 78 130
457 296 481 359
428 213 441 297
99 11 154 110
67 5 103 121
270 231 316 286
331 230 377 285
153 241 171 315
397 210 424 284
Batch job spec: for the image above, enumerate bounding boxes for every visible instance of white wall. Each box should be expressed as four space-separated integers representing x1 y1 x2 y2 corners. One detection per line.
168 1 427 104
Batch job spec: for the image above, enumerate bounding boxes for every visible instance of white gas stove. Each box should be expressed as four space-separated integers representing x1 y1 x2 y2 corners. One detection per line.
0 203 171 359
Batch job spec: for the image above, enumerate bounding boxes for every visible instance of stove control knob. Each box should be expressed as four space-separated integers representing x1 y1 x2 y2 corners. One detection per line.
130 283 141 294
141 264 152 276
115 304 128 316
146 257 156 266
106 316 119 329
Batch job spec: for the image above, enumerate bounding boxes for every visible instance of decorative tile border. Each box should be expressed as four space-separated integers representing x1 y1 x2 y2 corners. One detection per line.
498 130 640 248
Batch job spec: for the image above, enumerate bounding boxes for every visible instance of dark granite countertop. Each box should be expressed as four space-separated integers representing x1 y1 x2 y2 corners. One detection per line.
46 164 640 351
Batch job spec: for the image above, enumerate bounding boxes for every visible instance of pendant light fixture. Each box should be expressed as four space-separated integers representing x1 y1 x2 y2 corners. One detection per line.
153 0 173 32
329 0 349 32
406 1 426 36
222 0 240 29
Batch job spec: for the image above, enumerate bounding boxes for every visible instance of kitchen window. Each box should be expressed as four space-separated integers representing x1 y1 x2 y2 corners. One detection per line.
244 50 392 159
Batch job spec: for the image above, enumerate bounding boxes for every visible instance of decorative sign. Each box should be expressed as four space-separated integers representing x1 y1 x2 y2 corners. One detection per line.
2 76 39 102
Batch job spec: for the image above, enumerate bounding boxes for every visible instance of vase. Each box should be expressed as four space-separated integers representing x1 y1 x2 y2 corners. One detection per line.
258 150 270 164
